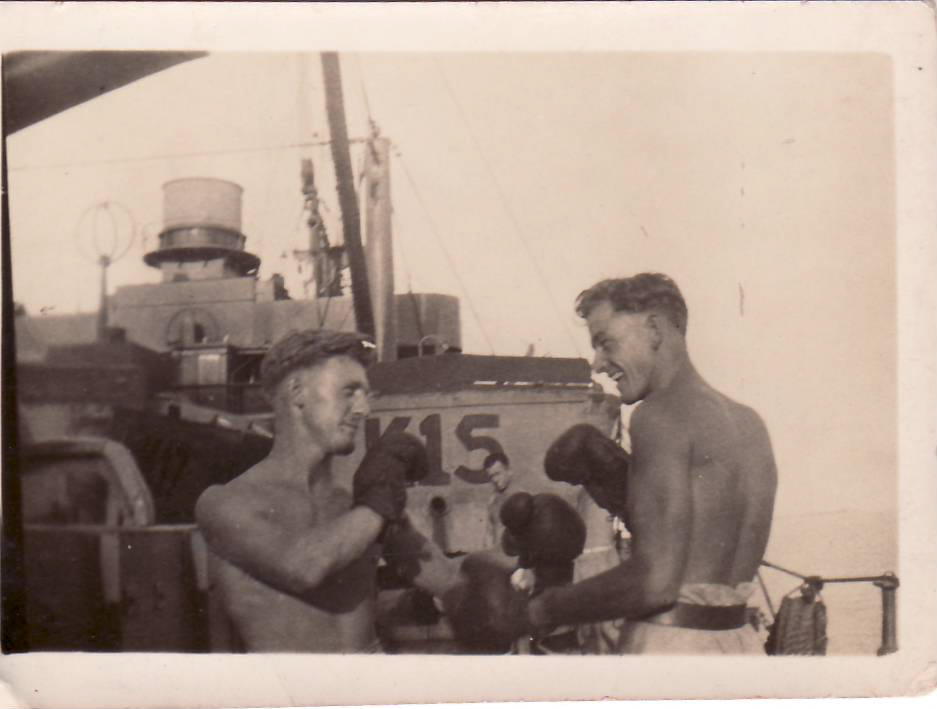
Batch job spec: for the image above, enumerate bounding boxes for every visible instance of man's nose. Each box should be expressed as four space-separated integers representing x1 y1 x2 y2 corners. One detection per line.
353 390 371 417
591 350 608 374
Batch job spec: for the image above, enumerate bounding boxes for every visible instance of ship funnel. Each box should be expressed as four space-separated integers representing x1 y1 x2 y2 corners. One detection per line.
144 177 260 280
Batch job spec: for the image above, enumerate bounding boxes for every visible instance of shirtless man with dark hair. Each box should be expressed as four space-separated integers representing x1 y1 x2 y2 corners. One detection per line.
195 329 457 652
527 273 778 654
483 452 513 550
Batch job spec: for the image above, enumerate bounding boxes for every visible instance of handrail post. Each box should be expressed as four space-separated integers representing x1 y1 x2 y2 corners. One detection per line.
874 573 899 655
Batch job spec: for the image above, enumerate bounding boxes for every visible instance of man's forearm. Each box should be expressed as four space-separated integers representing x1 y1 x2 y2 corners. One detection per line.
279 506 384 593
532 558 672 628
197 485 387 598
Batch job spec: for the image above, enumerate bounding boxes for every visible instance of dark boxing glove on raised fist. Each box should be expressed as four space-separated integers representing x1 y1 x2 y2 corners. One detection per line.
441 551 533 653
353 432 428 523
544 423 629 485
544 423 630 514
500 492 586 592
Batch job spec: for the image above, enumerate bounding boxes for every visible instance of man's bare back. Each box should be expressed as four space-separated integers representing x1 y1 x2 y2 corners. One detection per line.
643 374 776 588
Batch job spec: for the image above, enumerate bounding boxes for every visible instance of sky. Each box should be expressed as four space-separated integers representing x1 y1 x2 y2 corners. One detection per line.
7 51 896 521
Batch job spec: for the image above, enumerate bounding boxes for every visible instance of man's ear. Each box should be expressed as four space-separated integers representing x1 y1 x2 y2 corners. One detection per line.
287 375 305 408
645 313 664 351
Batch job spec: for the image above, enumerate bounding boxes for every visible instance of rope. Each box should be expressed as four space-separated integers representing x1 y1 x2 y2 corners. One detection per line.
318 289 334 331
8 139 366 173
354 54 375 127
335 297 354 333
760 560 808 580
756 570 777 620
432 57 583 358
394 147 496 355
391 210 427 343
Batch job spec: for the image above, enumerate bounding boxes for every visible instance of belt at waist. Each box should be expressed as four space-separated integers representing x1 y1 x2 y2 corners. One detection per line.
639 602 748 631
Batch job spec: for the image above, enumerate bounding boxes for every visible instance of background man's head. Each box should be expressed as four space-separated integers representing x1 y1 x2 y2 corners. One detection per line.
260 329 375 455
575 273 688 404
483 452 512 492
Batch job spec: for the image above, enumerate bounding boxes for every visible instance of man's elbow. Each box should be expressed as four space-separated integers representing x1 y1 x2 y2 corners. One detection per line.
640 585 679 614
195 486 225 545
637 570 681 615
292 555 331 594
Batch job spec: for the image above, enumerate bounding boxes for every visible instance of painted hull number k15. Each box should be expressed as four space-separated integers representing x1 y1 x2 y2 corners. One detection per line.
364 413 505 486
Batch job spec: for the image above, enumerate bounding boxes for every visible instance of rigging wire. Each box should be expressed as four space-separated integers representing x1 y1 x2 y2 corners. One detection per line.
354 54 375 128
8 138 368 173
756 571 777 620
335 298 354 332
318 276 334 329
760 560 808 581
390 209 415 288
354 53 489 353
431 57 583 358
394 146 496 355
391 209 427 343
253 135 290 258
287 200 308 244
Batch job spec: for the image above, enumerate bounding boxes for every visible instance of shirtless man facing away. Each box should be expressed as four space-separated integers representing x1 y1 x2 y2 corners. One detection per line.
526 273 778 654
195 329 457 652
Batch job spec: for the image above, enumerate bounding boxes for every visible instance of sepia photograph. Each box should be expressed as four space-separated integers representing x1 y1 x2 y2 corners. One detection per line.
0 2 934 706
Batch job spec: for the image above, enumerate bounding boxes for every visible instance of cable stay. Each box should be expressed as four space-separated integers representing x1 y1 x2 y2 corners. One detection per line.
389 208 428 345
432 57 583 358
393 146 497 356
8 138 374 173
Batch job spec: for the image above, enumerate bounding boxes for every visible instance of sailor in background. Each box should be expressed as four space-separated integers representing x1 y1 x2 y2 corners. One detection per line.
525 273 778 654
482 452 513 551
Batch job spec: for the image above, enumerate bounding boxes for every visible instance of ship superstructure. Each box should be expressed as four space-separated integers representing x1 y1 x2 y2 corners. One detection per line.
17 166 460 438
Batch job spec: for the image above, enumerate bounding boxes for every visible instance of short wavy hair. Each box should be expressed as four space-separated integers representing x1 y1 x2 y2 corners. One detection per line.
260 329 375 395
575 273 688 334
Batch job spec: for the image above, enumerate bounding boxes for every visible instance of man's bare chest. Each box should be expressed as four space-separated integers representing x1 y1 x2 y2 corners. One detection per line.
216 546 378 616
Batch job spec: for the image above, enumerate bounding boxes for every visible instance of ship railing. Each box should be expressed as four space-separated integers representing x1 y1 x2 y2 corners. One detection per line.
759 559 899 655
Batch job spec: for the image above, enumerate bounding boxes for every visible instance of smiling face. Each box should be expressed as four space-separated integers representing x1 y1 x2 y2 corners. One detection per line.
290 355 371 456
585 300 659 405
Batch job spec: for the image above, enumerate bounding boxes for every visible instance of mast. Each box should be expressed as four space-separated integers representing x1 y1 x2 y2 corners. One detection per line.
97 254 110 340
320 52 375 339
364 136 396 361
299 158 342 298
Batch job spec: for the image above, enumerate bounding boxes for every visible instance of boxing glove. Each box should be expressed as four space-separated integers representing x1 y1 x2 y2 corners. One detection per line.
352 432 428 523
441 551 532 653
544 424 630 515
500 492 586 593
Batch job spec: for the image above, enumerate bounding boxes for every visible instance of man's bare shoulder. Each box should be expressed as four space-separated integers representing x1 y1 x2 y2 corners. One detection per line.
732 399 771 436
629 399 693 463
666 377 771 439
631 396 687 438
196 461 299 528
705 388 772 441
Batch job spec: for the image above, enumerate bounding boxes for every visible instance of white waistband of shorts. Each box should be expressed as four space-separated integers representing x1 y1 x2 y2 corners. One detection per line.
580 545 616 556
